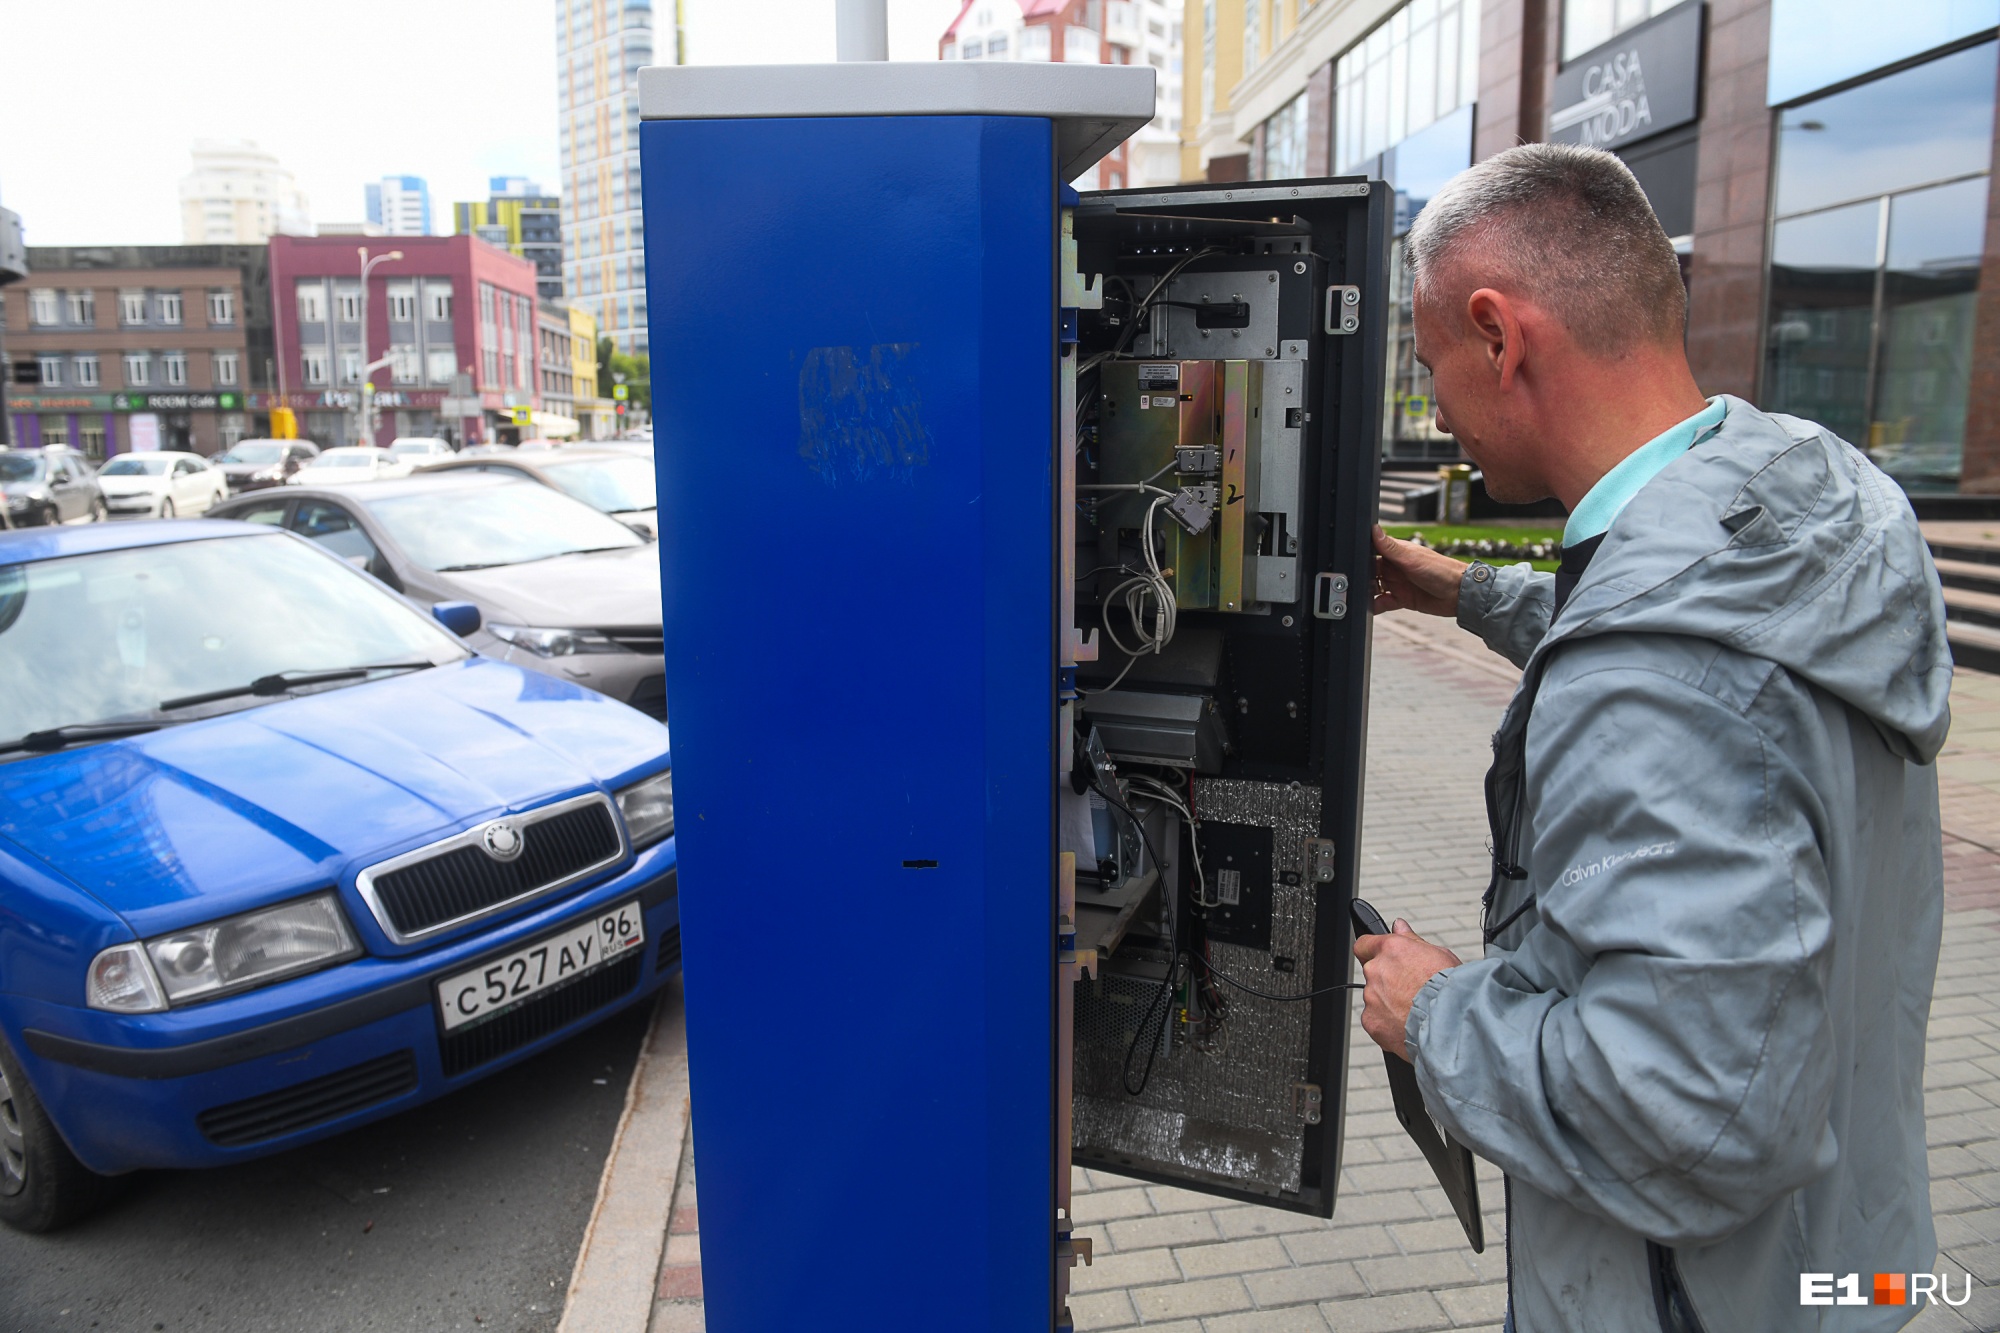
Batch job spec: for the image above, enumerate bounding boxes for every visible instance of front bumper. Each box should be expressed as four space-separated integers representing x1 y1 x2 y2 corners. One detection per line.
103 493 162 518
4 843 679 1174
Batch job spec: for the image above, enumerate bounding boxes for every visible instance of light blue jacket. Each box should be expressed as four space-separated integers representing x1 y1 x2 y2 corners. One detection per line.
1411 396 1952 1331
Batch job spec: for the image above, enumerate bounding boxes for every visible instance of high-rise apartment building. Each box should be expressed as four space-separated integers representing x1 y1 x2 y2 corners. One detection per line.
178 140 314 245
940 0 1185 189
366 176 434 236
557 0 683 355
453 177 564 300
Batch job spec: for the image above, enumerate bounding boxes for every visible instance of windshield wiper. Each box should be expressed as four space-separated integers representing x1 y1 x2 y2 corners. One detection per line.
159 661 438 711
0 720 179 755
436 562 510 572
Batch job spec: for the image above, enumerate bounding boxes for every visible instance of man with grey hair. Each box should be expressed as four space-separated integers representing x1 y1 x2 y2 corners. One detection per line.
1358 143 1952 1331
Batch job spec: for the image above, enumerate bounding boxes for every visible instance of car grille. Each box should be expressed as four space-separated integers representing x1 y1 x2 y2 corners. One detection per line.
656 925 682 972
361 797 624 942
197 1050 419 1147
627 675 667 721
439 953 643 1076
605 630 663 655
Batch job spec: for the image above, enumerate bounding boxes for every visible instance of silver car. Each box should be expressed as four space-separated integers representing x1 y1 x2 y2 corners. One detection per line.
208 473 665 719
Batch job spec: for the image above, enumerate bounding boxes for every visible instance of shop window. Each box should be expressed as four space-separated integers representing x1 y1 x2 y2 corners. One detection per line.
1763 41 1997 490
1561 0 1691 64
1335 0 1481 177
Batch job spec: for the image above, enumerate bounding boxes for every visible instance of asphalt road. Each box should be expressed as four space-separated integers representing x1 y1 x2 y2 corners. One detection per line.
0 1000 655 1333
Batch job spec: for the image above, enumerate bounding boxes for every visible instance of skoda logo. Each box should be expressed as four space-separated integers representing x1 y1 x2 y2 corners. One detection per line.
481 820 524 862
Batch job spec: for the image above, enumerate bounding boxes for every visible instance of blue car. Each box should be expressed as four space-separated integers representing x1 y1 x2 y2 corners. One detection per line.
0 520 677 1231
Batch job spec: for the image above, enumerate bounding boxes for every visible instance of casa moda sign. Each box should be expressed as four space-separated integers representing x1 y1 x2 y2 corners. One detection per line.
1548 1 1703 153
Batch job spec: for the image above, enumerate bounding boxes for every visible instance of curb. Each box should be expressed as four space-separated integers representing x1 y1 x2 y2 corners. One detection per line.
558 983 691 1333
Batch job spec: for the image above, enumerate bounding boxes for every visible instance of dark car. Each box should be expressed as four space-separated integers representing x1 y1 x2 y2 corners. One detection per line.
209 473 667 719
212 439 321 493
0 448 107 527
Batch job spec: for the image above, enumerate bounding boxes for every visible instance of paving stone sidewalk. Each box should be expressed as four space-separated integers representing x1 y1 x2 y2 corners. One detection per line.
647 613 2000 1331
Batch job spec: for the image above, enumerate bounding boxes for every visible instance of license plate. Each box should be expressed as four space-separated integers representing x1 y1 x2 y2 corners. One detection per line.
436 899 644 1032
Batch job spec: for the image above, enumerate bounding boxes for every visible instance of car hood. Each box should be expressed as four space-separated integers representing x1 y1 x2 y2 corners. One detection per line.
439 544 662 629
0 658 670 936
98 476 168 495
219 462 282 476
1 480 50 497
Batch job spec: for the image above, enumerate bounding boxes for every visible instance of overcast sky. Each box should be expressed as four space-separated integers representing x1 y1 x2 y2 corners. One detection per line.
1 0 965 247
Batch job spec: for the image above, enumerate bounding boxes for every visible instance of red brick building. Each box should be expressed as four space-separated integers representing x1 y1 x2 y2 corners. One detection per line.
267 234 542 448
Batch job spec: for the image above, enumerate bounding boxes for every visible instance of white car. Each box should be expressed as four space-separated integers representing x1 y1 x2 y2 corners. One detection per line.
387 436 454 466
287 447 413 486
95 451 229 519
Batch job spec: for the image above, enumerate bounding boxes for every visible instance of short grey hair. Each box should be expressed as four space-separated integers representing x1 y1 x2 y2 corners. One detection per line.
1404 142 1686 349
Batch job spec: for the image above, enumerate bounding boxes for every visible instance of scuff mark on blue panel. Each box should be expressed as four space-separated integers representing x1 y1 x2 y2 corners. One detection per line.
796 343 935 486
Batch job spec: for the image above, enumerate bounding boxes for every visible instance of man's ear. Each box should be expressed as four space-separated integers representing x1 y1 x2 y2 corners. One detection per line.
1465 288 1526 391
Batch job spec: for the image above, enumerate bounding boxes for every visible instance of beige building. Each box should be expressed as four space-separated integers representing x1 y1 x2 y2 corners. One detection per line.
566 303 617 439
178 140 314 245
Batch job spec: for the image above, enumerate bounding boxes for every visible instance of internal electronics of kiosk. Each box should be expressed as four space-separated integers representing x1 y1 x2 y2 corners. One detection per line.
640 42 1470 1333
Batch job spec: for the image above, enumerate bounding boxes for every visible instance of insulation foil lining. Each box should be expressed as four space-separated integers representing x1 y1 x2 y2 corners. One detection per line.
1072 778 1327 1196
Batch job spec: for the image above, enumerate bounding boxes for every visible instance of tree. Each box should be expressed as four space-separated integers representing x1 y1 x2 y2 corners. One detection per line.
597 336 651 414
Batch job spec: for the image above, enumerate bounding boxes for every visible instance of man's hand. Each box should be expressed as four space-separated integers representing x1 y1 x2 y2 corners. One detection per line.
1372 524 1468 617
1354 919 1462 1063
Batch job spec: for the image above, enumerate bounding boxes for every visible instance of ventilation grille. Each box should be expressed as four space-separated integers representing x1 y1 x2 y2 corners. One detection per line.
372 802 621 937
197 1050 418 1147
655 924 682 972
439 954 643 1077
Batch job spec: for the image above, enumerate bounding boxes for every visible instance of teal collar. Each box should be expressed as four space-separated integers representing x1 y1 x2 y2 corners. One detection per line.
1563 397 1727 547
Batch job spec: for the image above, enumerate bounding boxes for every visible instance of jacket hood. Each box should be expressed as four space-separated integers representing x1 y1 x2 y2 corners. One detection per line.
0 657 670 936
1547 395 1952 763
441 545 662 629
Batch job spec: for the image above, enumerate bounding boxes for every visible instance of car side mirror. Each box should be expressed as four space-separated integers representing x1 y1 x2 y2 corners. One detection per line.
432 601 482 636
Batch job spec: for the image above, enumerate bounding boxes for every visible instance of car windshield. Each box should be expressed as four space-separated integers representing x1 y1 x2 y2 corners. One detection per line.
0 456 46 482
389 443 439 459
100 456 173 476
218 443 287 464
541 457 657 513
364 480 646 571
318 454 377 468
0 534 465 744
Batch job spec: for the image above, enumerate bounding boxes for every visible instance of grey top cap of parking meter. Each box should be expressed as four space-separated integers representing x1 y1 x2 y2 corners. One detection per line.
637 61 1157 181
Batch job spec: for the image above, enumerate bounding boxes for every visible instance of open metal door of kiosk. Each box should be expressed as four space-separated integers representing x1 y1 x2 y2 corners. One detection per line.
639 56 1396 1333
1060 182 1390 1219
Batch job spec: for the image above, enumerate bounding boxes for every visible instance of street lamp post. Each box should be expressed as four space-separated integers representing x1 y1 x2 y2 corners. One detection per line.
356 246 404 446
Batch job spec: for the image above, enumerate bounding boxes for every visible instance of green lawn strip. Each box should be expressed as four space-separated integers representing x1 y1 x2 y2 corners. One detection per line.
1380 524 1562 574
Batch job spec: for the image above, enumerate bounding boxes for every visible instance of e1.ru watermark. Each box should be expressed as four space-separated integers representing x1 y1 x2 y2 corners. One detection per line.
1800 1272 1973 1306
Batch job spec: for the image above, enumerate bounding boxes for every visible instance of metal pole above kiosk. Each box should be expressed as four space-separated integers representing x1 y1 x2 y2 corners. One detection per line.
833 0 888 62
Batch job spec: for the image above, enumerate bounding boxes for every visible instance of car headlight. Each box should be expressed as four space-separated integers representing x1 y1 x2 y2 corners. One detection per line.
489 624 627 657
253 466 284 481
86 893 361 1011
616 770 674 848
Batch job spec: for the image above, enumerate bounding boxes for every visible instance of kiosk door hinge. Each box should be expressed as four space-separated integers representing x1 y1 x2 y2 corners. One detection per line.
1313 572 1349 620
1325 285 1361 335
1305 838 1337 884
1294 1083 1324 1125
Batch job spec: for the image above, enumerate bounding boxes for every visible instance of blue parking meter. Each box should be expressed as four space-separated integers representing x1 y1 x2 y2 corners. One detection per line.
641 59 1392 1333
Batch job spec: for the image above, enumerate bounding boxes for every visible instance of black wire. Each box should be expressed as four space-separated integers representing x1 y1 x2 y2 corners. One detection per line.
1093 780 1180 1097
1193 952 1364 1002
